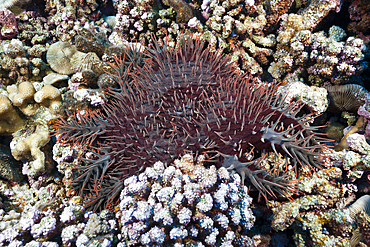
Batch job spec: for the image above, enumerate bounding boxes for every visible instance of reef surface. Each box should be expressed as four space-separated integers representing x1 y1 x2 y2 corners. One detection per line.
0 0 370 246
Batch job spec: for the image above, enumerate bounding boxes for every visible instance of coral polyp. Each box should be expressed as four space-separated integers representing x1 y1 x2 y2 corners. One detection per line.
54 36 329 211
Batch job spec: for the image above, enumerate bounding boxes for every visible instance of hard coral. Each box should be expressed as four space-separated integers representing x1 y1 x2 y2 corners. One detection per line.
0 95 24 134
272 167 355 246
8 81 39 116
270 25 368 86
0 144 24 182
326 84 369 113
349 195 370 246
54 35 329 211
116 154 255 246
34 84 62 114
0 7 17 40
44 0 106 41
164 0 194 23
348 0 370 37
11 130 50 176
74 28 111 57
0 40 49 84
46 41 79 75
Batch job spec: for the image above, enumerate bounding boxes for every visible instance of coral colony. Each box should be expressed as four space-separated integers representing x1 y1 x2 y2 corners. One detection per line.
54 36 329 211
2 0 370 245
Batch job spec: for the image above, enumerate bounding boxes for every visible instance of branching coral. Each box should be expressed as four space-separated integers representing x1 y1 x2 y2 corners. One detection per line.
269 25 368 86
271 167 355 246
111 0 349 77
44 0 107 41
116 154 255 246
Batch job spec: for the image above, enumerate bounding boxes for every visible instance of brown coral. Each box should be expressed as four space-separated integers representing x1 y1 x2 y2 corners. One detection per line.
165 0 194 23
10 81 39 116
326 84 369 113
46 41 80 75
0 95 25 134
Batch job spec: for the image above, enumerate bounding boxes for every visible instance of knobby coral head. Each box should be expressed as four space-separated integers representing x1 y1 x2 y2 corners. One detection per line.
53 34 330 211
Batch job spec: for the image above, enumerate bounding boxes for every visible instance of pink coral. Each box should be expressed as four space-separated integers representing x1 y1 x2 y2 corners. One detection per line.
358 105 370 138
0 7 18 39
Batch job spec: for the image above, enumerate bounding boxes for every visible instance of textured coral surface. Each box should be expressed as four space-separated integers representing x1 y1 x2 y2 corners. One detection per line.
0 0 370 246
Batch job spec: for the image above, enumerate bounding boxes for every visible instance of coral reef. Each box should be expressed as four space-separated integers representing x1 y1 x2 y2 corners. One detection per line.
74 28 111 57
334 116 366 152
0 39 49 84
0 0 370 245
348 0 370 38
44 0 108 41
358 104 370 138
326 84 370 113
269 25 368 86
348 195 370 246
0 194 117 246
46 41 83 75
271 167 356 246
4 80 62 117
34 84 62 114
0 0 30 8
110 0 356 77
276 80 329 114
16 11 54 45
8 81 38 116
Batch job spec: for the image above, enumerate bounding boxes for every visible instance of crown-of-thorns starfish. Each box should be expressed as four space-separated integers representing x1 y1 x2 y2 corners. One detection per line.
53 35 329 211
